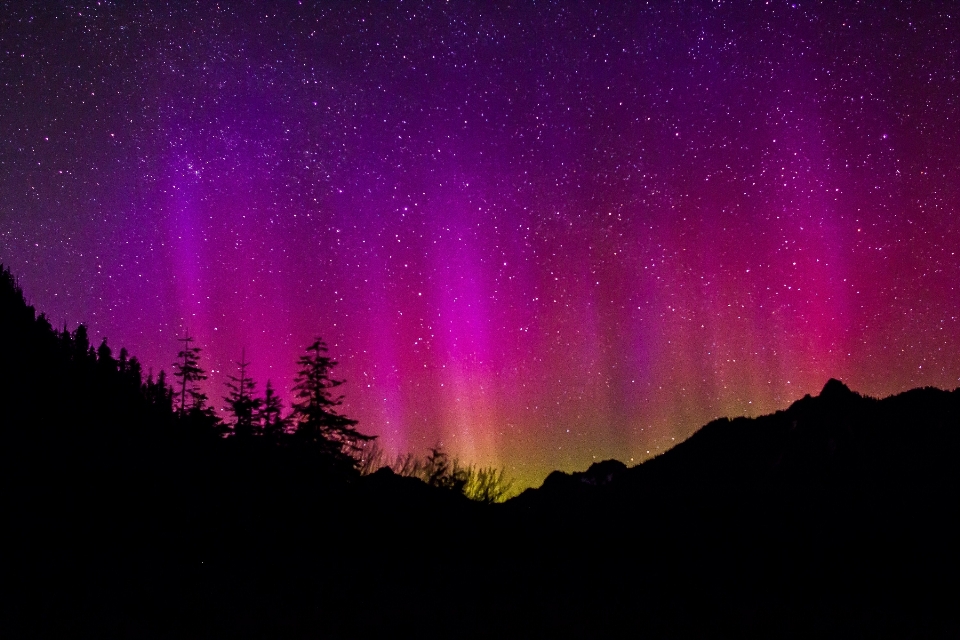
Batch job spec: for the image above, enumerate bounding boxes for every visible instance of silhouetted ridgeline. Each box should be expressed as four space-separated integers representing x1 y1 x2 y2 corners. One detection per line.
3 264 960 637
514 377 960 507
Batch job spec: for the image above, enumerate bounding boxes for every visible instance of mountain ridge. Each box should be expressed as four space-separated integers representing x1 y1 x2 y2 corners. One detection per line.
509 377 960 510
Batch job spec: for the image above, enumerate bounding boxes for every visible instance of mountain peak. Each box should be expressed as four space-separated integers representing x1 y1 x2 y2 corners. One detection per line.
819 378 853 400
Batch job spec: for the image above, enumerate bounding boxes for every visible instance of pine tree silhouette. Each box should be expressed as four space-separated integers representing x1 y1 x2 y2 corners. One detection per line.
224 349 261 438
257 379 287 441
144 369 174 414
173 334 207 416
73 324 91 364
96 338 118 384
290 337 374 464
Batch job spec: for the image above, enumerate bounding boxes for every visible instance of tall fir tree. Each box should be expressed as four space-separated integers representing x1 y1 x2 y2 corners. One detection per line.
96 338 118 381
73 324 91 364
173 334 207 415
224 349 261 438
290 337 374 464
257 379 287 441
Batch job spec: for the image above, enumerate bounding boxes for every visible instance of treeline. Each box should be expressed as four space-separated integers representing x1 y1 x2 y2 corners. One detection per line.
169 331 376 472
0 264 500 636
0 265 368 468
0 264 512 499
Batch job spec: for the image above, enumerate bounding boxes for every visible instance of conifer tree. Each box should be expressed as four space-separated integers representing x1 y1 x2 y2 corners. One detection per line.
58 323 72 362
73 324 91 364
174 334 207 415
224 349 261 438
290 337 374 464
97 338 117 378
119 348 144 393
118 347 129 376
157 370 174 412
144 369 174 413
257 379 287 440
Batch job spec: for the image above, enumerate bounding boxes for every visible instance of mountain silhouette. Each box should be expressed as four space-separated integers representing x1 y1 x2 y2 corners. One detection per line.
514 376 960 508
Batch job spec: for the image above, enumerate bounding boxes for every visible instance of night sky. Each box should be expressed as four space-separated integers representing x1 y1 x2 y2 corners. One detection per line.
2 2 959 487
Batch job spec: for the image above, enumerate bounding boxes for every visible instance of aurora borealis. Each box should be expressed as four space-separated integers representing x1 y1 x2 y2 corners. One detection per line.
2 2 959 487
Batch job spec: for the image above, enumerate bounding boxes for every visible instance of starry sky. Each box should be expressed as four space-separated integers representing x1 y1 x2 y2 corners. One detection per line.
2 1 959 487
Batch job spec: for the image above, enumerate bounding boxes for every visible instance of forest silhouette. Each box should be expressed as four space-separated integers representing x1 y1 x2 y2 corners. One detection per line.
2 264 960 637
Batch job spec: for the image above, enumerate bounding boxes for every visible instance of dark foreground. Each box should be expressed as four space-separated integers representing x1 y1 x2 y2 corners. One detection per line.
4 380 960 638
2 266 959 637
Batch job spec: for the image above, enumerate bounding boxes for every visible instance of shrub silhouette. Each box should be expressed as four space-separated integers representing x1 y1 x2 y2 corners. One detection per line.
359 441 515 503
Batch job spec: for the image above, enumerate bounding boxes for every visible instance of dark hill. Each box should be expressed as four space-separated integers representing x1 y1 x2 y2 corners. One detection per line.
514 377 960 507
3 265 960 637
499 379 960 637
